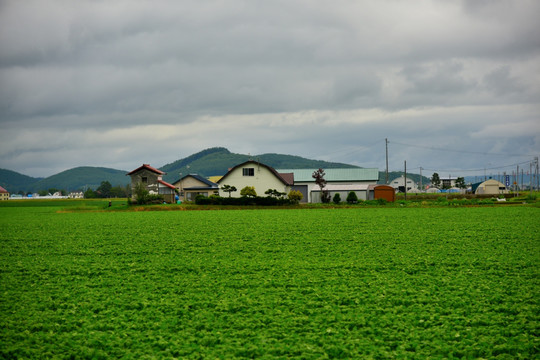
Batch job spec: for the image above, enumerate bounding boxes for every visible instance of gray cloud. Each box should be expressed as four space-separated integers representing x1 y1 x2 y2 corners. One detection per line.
0 0 538 177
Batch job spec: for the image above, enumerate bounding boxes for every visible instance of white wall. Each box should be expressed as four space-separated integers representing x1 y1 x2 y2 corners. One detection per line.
218 162 290 197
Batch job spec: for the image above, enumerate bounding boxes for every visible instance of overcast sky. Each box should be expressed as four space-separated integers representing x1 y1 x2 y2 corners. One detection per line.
1 0 539 178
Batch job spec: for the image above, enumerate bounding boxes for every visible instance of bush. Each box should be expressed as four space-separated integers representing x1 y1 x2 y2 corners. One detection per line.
288 190 303 204
346 191 358 204
195 195 293 206
240 186 257 197
333 193 341 204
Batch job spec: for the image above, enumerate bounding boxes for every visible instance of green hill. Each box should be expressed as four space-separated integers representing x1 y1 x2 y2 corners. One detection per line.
0 168 41 194
159 147 359 183
2 148 432 193
32 167 129 192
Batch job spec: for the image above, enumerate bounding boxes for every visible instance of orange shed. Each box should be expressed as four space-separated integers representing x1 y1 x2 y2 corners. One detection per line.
368 184 395 202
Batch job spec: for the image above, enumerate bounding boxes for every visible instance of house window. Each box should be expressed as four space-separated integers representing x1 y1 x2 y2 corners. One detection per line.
141 177 148 183
243 168 254 176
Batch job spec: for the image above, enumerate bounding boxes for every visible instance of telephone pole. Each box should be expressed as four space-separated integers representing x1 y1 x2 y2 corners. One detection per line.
534 156 540 191
404 160 407 200
420 167 423 192
385 138 389 184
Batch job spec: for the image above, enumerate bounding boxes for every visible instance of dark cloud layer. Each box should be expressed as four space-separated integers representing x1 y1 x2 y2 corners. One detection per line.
1 0 539 177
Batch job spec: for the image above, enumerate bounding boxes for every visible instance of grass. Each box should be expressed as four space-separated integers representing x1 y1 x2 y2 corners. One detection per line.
0 203 538 358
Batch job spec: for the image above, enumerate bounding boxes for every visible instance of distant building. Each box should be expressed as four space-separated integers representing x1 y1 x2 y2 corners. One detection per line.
440 176 458 189
68 191 84 199
390 176 418 193
473 179 508 195
0 186 9 200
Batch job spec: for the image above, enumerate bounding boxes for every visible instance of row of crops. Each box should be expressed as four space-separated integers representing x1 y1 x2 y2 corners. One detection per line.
0 203 538 358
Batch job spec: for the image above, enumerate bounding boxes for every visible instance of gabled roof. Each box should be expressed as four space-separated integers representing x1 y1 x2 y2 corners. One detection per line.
126 164 165 176
175 174 219 189
277 168 379 182
279 173 294 185
0 186 8 193
218 160 294 186
157 179 176 189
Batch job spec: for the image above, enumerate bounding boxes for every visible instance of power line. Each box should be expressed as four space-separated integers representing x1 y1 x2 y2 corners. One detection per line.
421 160 532 173
390 140 536 157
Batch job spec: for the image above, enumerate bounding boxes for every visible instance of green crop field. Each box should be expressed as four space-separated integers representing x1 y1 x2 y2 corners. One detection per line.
0 203 538 359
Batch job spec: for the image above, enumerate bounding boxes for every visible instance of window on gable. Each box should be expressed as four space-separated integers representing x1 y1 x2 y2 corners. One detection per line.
243 168 255 176
141 177 148 183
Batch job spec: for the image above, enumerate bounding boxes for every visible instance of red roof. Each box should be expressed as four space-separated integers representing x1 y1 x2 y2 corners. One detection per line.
279 173 294 186
0 186 8 193
158 180 176 190
126 164 166 176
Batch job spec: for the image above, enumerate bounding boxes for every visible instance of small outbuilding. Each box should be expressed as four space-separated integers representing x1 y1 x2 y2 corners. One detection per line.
367 184 395 202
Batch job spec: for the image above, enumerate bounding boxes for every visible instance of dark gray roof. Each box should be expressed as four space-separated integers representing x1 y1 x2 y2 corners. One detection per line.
175 174 219 188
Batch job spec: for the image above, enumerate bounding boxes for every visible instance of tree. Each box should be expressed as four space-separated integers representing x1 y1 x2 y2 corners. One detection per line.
333 193 341 204
240 186 257 197
96 181 112 198
312 168 330 203
288 190 303 204
431 173 441 189
221 184 237 197
110 185 128 198
265 189 286 198
84 188 97 199
455 177 467 189
346 191 358 204
134 182 149 204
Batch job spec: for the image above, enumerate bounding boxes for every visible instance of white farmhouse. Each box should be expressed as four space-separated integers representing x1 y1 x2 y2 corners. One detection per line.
217 160 294 197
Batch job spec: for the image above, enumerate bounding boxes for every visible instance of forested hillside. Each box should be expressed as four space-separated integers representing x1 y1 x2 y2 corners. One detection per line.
0 168 41 193
159 147 359 182
3 148 433 193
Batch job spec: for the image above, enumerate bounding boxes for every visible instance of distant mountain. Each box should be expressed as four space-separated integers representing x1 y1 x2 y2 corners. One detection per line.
0 167 129 194
0 168 41 194
159 147 359 183
2 147 437 194
32 167 129 192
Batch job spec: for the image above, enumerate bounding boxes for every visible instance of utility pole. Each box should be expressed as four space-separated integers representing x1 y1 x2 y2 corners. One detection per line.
530 161 533 194
385 138 389 184
516 165 519 197
534 156 540 191
521 168 524 193
420 167 423 192
404 160 407 200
